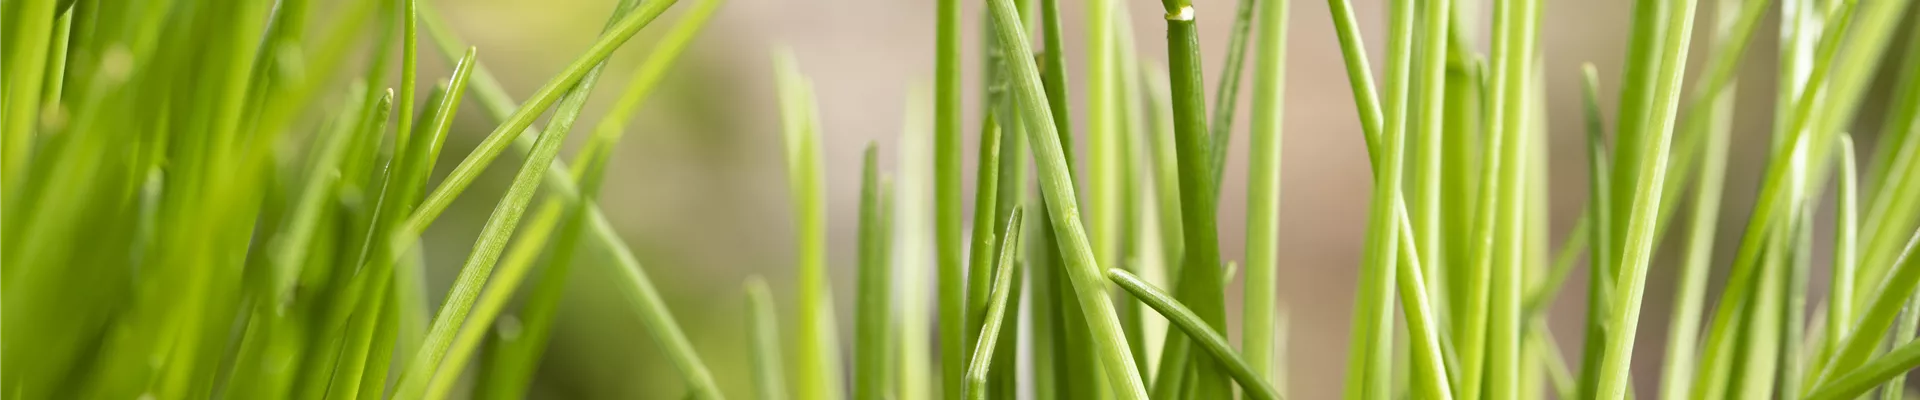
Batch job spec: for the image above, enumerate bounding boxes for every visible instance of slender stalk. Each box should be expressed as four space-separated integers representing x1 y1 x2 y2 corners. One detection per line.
985 0 1148 394
1659 83 1736 400
962 208 1024 400
1576 63 1615 400
1345 0 1415 396
1409 0 1452 331
1593 0 1698 396
389 36 590 397
747 277 789 400
0 0 58 187
934 0 965 390
1206 0 1259 198
1158 0 1233 395
775 50 845 400
1109 269 1281 400
856 144 896 400
400 0 679 236
1819 134 1859 380
1242 0 1288 381
894 85 936 400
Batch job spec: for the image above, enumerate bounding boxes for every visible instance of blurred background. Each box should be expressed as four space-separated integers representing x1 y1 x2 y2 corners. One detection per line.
404 0 1912 398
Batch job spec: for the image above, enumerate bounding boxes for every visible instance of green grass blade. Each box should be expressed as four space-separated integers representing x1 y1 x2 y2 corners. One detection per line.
985 0 1147 394
1409 0 1453 323
1658 81 1737 400
1204 0 1258 198
894 85 935 400
1575 62 1615 399
963 208 1025 400
934 0 966 390
1109 269 1281 400
1805 334 1920 400
747 276 790 400
1242 0 1287 381
775 50 845 400
856 143 896 400
1592 0 1698 396
395 0 419 158
1818 133 1861 379
401 0 679 234
962 114 1003 379
463 0 723 393
1158 0 1232 395
414 6 721 394
2 0 59 186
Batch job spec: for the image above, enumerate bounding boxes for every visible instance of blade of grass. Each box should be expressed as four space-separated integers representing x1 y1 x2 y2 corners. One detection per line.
1806 331 1920 400
2 0 58 186
1575 63 1615 400
1647 0 1762 396
389 1 667 388
1109 269 1281 400
1243 0 1287 381
451 0 724 395
400 0 676 235
963 208 1024 400
1086 0 1126 382
1409 0 1453 322
1658 81 1736 400
1344 0 1416 397
857 144 896 400
418 1 724 394
894 84 935 400
985 0 1147 393
1205 0 1258 199
934 0 965 389
1157 0 1233 395
748 276 790 400
775 49 846 400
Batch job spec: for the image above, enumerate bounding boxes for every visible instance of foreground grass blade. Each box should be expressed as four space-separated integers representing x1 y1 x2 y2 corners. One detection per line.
464 0 723 396
985 0 1147 394
1594 0 1698 397
934 0 966 391
1109 269 1281 400
1805 335 1920 400
414 3 721 396
1157 0 1232 394
1344 0 1414 398
401 0 678 234
388 39 596 398
963 208 1024 400
1242 0 1287 381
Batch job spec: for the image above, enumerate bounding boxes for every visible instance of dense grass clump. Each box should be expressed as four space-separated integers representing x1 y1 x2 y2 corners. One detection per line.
6 0 1920 398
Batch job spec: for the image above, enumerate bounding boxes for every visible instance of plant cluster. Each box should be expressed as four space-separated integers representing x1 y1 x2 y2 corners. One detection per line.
4 0 1920 398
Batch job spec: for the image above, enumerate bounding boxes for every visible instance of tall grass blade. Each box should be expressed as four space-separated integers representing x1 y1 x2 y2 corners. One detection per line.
856 143 897 400
775 50 846 400
985 0 1148 393
1242 0 1287 381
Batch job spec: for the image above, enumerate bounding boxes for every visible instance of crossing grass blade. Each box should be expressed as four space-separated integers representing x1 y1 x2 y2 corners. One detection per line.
962 208 1024 400
1109 269 1280 400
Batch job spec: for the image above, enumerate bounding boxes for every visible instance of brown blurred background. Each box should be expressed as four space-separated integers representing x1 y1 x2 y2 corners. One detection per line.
405 0 1910 397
